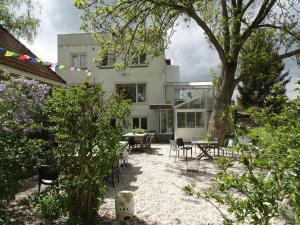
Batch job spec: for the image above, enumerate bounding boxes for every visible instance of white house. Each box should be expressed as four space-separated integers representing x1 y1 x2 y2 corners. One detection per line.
57 32 213 141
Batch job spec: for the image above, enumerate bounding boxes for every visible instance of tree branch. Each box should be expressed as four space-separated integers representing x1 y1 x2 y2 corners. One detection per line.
277 49 300 60
257 24 300 41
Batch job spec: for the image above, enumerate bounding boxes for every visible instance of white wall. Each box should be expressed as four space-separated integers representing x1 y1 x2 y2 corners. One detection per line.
57 33 169 132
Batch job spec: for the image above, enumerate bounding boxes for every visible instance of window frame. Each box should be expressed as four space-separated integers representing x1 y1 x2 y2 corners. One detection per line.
176 109 206 129
132 117 148 130
131 53 148 66
71 53 87 69
115 83 147 104
159 110 173 134
100 53 116 67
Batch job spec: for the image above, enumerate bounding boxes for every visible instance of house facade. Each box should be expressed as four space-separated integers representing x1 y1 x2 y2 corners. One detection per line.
57 33 213 141
0 26 66 86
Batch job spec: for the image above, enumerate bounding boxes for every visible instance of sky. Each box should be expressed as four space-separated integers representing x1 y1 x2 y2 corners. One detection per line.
23 0 299 99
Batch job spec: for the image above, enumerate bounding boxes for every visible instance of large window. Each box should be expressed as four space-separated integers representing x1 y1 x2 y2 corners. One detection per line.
133 117 147 129
101 53 116 67
177 112 205 128
71 54 87 68
132 53 147 65
116 83 146 103
160 110 173 133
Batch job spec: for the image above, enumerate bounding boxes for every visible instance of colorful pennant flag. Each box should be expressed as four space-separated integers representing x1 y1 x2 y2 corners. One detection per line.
0 47 93 77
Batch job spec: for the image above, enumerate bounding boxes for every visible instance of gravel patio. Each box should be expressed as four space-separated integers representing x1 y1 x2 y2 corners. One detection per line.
98 143 227 225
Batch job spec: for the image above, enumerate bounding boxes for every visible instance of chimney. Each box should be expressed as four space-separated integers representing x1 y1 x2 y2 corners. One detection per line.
165 59 171 65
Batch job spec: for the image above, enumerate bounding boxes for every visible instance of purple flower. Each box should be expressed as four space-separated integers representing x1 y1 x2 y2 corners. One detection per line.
2 127 13 133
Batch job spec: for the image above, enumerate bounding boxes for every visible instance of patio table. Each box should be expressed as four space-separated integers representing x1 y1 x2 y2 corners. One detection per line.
192 140 219 160
122 133 147 149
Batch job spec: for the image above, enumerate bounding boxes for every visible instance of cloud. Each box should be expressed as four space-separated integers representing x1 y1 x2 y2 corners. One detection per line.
166 21 220 82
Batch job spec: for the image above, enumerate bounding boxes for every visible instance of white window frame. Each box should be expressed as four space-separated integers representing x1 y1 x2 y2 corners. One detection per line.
132 53 147 65
101 53 116 67
159 110 173 134
175 109 206 129
132 117 148 130
115 83 147 103
71 53 87 68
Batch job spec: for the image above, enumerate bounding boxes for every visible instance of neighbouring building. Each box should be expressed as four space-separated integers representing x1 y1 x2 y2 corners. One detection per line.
57 32 213 141
0 25 66 86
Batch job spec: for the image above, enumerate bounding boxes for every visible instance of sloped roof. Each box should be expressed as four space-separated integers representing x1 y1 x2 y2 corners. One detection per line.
0 26 66 84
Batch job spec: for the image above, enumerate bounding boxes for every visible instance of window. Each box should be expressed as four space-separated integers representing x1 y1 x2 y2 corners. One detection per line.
101 53 116 67
116 83 146 103
160 110 173 133
132 117 147 129
71 54 87 68
132 53 147 65
177 112 186 128
177 112 205 128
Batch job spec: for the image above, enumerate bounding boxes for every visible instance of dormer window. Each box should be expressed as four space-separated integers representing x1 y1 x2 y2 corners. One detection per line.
101 53 116 67
71 54 87 68
132 53 146 65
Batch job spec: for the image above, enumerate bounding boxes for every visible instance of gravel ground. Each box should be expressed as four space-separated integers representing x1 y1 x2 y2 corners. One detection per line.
98 144 228 225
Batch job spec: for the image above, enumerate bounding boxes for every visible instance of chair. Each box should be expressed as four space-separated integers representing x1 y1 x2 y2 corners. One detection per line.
128 137 136 151
213 137 220 156
176 138 193 160
38 165 59 193
141 135 153 152
191 136 200 153
169 140 183 160
220 138 234 157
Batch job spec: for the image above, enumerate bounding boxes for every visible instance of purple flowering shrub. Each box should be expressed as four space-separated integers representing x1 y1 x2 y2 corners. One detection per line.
0 75 51 211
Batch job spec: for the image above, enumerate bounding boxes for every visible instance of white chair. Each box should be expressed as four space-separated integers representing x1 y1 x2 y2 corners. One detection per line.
169 140 182 160
191 136 199 153
220 138 234 157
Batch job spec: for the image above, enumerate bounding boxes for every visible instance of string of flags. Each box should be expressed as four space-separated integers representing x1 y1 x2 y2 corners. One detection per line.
0 47 92 76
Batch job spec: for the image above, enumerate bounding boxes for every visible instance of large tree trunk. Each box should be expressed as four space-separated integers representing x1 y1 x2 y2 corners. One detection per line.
208 64 236 145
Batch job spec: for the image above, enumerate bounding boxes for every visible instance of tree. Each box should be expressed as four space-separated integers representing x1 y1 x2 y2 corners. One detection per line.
74 0 300 141
0 0 40 42
45 82 131 222
237 30 290 110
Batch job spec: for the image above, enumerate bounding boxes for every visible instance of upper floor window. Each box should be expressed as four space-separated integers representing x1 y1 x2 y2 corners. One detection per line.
116 83 146 103
72 54 87 68
101 53 116 67
132 53 146 65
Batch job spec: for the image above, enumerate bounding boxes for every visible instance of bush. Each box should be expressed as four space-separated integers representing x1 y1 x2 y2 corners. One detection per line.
0 75 51 219
132 128 145 134
35 191 64 220
45 82 131 223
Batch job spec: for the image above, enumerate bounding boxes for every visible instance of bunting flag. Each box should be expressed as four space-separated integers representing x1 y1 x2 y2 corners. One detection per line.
0 47 93 77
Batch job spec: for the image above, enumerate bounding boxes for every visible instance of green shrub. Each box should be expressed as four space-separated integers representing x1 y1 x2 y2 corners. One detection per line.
45 82 131 223
36 191 62 219
132 128 145 134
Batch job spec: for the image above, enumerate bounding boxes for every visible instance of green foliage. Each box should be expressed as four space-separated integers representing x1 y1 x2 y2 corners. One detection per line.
45 82 131 222
35 190 65 220
238 30 290 111
132 128 145 134
0 0 40 42
184 93 300 224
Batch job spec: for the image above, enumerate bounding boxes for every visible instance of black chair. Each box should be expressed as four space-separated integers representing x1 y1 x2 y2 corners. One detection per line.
38 165 59 193
128 137 137 151
176 138 193 160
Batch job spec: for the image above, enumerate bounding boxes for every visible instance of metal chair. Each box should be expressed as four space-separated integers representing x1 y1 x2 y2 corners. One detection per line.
191 136 200 153
176 138 193 160
38 165 59 193
169 140 183 160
